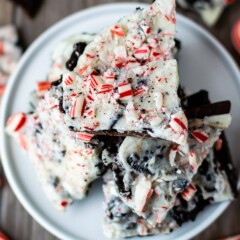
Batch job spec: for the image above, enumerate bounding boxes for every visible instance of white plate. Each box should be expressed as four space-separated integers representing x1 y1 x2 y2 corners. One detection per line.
1 3 239 240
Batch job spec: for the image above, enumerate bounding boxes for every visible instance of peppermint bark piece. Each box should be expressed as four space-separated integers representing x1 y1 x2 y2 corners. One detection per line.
6 35 101 210
102 141 236 238
6 88 103 210
74 0 176 75
100 113 231 226
177 0 233 26
62 60 188 145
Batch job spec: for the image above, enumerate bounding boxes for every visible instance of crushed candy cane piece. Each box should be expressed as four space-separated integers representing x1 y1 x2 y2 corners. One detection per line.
189 151 197 170
169 111 188 133
63 73 75 86
98 84 113 94
103 69 115 83
133 87 146 97
0 41 4 55
110 25 125 37
134 44 150 60
76 132 94 142
191 130 209 143
89 74 102 90
215 138 223 151
37 81 51 97
118 82 132 101
70 96 86 118
181 183 197 201
140 24 151 35
169 146 178 166
6 112 26 132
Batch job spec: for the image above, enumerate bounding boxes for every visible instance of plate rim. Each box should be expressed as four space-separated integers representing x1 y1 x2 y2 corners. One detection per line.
0 2 239 240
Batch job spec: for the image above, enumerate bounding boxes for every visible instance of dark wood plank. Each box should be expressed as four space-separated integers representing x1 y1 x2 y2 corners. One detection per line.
0 1 239 240
0 0 14 25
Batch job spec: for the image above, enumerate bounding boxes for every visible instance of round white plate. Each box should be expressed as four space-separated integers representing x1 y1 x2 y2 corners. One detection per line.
1 3 239 240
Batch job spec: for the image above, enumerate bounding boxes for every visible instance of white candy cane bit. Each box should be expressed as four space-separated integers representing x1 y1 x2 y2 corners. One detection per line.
181 183 197 201
169 111 188 133
191 130 209 143
103 69 115 83
114 46 127 61
134 176 151 213
169 146 178 166
63 73 75 86
147 38 158 48
98 84 113 94
37 81 51 97
189 151 197 170
154 92 164 111
76 132 94 142
118 82 132 101
110 25 125 37
133 87 145 97
134 44 150 60
154 185 161 196
70 96 86 118
140 24 151 35
6 112 27 132
89 74 102 90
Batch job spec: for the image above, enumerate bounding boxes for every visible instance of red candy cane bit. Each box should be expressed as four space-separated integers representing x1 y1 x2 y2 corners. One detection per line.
215 138 223 151
89 74 102 90
181 183 197 201
70 96 86 118
63 74 74 86
6 112 27 132
152 52 161 57
173 117 187 131
118 82 132 100
0 84 5 96
140 24 151 35
98 84 113 94
60 201 69 207
86 91 94 102
78 65 89 75
103 70 115 82
37 81 51 96
85 53 95 58
110 25 125 37
0 232 9 240
165 15 176 24
225 0 234 4
76 132 94 142
191 130 209 143
133 87 145 97
18 133 28 151
0 41 4 55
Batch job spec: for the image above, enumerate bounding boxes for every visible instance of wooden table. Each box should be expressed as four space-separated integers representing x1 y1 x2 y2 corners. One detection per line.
0 0 239 239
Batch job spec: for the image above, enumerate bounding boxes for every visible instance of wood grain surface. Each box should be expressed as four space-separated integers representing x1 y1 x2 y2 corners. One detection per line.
0 0 239 239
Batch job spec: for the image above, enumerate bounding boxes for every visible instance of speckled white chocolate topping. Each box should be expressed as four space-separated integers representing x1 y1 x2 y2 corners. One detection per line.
7 89 102 210
62 60 188 145
177 0 229 26
48 33 94 82
74 0 176 75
